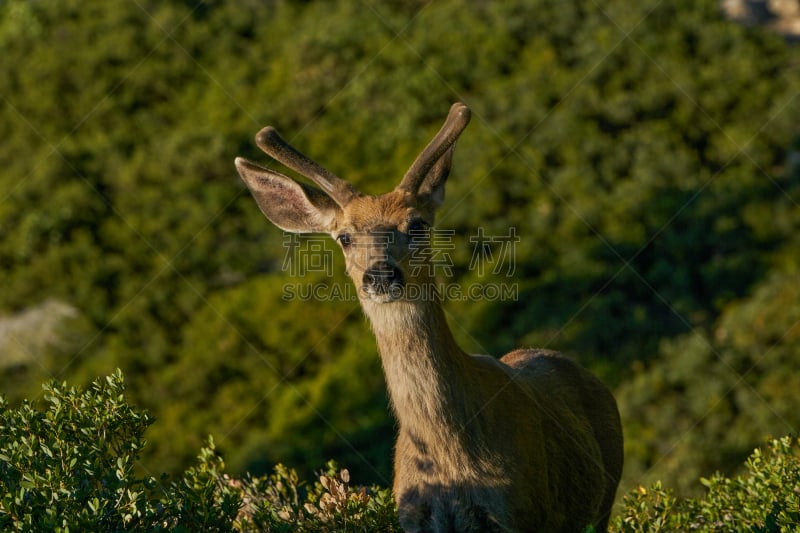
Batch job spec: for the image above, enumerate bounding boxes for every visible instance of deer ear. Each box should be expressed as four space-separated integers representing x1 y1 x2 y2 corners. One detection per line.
235 157 339 233
417 144 455 209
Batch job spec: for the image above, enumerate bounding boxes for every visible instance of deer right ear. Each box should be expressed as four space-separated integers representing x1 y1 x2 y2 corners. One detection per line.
235 157 339 234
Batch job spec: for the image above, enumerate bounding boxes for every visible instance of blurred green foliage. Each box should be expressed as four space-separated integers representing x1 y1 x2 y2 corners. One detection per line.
1 0 799 500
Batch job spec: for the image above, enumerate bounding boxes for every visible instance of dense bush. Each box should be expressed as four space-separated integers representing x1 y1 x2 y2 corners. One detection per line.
0 372 399 532
0 371 237 531
1 372 798 531
613 436 800 532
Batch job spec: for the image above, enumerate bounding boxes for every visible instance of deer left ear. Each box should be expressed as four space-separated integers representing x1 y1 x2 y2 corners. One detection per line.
235 157 339 234
417 144 455 209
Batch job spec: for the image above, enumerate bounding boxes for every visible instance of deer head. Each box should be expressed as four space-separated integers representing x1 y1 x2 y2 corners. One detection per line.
234 103 471 304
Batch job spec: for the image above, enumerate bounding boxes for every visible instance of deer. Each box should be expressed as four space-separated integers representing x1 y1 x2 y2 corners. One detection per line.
234 103 623 532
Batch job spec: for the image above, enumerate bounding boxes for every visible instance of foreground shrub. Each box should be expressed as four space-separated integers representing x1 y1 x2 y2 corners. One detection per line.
613 436 800 532
0 371 797 531
229 462 398 532
0 370 165 530
0 371 398 532
0 370 241 531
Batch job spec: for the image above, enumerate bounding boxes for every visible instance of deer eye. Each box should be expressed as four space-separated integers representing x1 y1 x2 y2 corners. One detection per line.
337 232 353 248
407 219 429 234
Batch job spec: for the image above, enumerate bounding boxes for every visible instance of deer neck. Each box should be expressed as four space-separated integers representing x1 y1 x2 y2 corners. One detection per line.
361 296 470 434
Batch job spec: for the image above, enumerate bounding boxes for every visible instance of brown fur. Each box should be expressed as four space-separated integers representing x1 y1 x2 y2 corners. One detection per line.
235 104 623 532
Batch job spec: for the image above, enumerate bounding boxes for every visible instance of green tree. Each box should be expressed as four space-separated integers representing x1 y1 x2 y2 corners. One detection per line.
619 270 800 495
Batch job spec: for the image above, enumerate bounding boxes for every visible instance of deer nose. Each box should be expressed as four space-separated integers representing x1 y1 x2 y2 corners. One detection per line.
362 261 404 295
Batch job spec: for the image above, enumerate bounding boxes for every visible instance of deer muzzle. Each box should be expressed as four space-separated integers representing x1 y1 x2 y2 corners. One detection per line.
362 261 405 302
